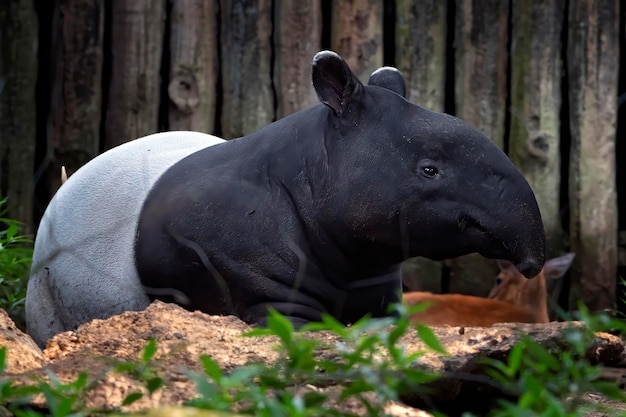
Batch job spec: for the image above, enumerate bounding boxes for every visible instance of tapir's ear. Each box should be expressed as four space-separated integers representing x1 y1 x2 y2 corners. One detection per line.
312 50 363 116
368 67 407 98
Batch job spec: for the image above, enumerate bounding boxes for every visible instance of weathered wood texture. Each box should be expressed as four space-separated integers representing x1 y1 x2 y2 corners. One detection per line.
395 0 447 110
220 0 273 139
450 0 509 296
395 0 447 291
454 0 509 147
104 0 165 150
168 0 218 133
273 1 322 119
0 0 38 234
509 0 564 258
47 0 104 194
331 0 383 83
567 0 619 311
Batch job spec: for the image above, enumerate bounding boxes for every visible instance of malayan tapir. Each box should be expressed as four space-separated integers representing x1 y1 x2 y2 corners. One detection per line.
25 51 545 347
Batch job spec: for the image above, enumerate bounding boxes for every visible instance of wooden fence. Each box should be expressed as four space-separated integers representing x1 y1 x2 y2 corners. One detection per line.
1 0 624 314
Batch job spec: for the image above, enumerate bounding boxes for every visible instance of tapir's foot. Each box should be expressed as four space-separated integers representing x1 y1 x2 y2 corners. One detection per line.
25 267 68 348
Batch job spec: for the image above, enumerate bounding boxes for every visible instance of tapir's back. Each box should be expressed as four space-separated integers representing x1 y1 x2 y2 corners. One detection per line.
26 131 224 347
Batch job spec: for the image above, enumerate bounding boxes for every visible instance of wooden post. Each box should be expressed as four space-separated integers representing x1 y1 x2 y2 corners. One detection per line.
450 0 509 295
220 0 273 139
168 0 218 133
395 0 447 110
47 0 104 195
508 0 564 257
395 0 448 291
567 0 619 311
331 0 383 82
104 0 165 149
0 0 38 234
273 0 322 119
454 0 508 146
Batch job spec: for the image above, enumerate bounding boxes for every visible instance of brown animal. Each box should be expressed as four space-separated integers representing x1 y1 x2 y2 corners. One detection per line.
404 253 575 326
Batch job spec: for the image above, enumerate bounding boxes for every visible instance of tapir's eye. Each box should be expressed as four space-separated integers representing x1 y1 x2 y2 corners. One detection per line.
418 159 440 179
494 277 502 286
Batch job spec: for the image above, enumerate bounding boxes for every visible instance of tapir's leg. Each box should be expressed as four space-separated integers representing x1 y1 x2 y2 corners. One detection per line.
26 131 225 347
237 269 402 327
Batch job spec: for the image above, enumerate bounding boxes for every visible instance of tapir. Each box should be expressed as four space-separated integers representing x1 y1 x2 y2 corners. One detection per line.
25 51 545 347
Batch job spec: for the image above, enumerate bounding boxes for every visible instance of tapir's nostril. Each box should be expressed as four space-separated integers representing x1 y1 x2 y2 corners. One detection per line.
515 259 544 279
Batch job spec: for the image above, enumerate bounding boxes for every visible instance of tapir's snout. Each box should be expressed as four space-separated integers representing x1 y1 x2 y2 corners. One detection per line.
514 258 544 279
495 184 546 279
466 160 546 279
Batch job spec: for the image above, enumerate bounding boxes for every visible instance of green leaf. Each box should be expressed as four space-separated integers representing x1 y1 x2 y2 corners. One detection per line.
70 373 88 391
122 392 144 406
146 377 163 394
52 397 75 417
185 371 219 405
142 338 157 364
415 324 447 355
115 362 136 373
5 222 17 241
266 308 293 344
243 327 273 337
0 347 6 375
507 342 524 376
299 313 345 334
199 355 222 383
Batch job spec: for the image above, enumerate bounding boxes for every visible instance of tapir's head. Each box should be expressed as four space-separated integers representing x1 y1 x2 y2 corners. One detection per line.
311 51 545 278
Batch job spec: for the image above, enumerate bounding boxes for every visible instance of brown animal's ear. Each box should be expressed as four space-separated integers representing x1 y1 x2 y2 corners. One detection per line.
367 66 407 98
312 50 363 116
543 253 575 280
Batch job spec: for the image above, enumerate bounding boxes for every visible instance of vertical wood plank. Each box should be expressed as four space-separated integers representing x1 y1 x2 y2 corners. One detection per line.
454 0 509 146
331 0 383 82
168 0 218 133
450 0 510 295
105 0 165 149
0 0 38 234
509 0 564 257
273 0 322 119
48 0 104 194
567 0 619 311
395 0 447 291
395 0 447 110
220 0 274 139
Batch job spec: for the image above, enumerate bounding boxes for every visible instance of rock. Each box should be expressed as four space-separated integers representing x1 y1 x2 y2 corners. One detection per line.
0 308 44 374
2 301 624 416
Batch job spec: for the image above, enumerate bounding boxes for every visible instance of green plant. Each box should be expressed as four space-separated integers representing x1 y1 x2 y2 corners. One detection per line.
479 305 626 417
113 338 164 407
186 303 444 416
0 196 34 330
0 340 166 417
0 296 624 416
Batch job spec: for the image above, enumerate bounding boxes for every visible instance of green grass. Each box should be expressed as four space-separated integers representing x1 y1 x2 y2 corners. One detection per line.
0 196 33 330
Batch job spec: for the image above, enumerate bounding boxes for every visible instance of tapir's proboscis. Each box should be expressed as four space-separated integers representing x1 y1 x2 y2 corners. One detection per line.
25 51 545 347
